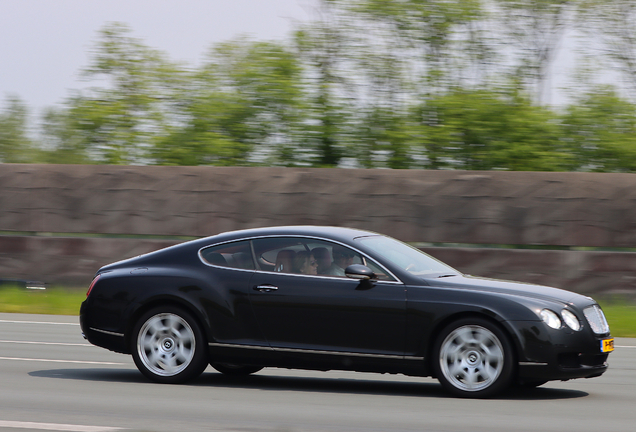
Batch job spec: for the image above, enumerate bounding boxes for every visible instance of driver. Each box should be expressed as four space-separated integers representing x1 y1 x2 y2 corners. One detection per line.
325 246 356 277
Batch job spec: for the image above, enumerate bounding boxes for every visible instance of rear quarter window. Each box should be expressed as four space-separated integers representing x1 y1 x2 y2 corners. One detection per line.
200 240 255 270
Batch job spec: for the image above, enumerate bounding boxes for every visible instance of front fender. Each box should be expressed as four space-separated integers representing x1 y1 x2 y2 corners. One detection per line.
405 285 551 359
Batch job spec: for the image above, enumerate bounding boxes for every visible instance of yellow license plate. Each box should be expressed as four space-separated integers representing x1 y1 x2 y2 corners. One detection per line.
601 338 614 353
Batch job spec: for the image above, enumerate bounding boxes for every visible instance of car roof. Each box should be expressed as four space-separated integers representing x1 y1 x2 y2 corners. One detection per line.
203 225 379 245
99 226 383 273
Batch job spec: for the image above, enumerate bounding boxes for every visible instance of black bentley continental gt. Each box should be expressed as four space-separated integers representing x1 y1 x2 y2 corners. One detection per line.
80 226 613 397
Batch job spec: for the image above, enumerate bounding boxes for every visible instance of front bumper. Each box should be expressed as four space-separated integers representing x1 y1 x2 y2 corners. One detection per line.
510 320 611 382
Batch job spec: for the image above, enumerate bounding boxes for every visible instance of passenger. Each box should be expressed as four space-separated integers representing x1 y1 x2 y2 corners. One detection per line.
325 246 356 277
293 251 318 275
311 247 331 274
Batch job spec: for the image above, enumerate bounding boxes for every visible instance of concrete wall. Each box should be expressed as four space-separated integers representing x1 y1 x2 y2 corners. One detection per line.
1 164 635 295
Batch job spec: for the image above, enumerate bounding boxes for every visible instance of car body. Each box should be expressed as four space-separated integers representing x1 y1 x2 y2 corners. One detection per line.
80 226 613 397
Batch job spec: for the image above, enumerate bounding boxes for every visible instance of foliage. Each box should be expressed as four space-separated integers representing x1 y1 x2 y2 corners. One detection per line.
577 0 636 96
4 2 636 172
349 0 486 93
494 0 576 105
0 96 36 163
47 23 185 165
416 88 571 170
155 39 304 166
561 87 636 172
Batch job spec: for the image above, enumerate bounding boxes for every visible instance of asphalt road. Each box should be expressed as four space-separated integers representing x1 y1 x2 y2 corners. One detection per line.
0 313 634 432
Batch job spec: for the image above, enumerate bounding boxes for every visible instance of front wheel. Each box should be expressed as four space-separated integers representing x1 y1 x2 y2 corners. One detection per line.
131 306 208 384
433 318 513 398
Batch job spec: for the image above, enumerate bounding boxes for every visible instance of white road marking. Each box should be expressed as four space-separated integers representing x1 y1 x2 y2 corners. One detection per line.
0 320 78 325
0 357 126 365
0 420 122 431
617 345 636 348
0 340 92 347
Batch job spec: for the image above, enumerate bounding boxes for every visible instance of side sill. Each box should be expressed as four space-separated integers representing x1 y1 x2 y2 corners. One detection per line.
90 327 125 338
209 342 424 361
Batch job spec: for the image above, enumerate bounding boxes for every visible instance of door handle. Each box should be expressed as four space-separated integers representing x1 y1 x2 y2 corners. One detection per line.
254 285 279 292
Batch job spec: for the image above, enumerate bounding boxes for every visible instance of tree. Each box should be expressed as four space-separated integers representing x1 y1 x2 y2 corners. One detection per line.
561 86 636 172
293 0 357 167
494 0 575 105
349 0 487 94
0 96 35 163
37 107 92 164
61 23 184 164
415 89 570 170
154 39 304 166
577 0 636 97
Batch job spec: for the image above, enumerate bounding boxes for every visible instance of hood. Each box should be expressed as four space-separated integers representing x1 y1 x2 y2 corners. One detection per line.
422 274 588 306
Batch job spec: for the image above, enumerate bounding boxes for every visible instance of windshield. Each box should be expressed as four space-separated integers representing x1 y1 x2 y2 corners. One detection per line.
355 235 458 277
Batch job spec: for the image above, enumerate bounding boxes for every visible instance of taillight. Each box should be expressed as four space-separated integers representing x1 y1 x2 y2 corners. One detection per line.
86 274 101 297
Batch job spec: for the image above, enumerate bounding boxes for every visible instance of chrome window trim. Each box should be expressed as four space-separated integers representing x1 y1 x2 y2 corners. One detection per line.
209 342 423 361
248 268 404 285
198 234 404 285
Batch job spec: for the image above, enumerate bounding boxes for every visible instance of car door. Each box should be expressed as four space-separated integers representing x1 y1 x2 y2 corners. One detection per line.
199 240 266 346
248 237 406 357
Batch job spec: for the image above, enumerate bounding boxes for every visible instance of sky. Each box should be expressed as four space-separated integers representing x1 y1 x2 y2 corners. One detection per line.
0 0 313 117
0 0 622 119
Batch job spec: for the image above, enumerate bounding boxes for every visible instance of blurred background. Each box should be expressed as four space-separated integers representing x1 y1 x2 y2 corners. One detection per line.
1 0 636 306
3 0 636 170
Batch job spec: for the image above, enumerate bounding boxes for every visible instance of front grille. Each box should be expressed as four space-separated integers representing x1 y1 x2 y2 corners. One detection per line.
583 305 610 335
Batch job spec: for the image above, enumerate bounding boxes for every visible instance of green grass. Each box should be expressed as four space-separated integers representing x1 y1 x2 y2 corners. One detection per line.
0 286 634 338
0 286 86 315
598 302 636 338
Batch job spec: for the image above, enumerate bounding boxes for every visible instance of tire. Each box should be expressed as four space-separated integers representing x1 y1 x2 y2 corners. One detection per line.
211 363 264 376
433 318 514 398
131 306 208 384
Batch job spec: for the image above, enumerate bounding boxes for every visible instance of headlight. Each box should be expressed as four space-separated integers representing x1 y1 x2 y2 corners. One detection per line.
540 309 561 329
561 309 581 331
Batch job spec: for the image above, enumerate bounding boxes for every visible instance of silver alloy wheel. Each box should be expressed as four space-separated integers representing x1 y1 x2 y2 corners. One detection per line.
438 324 504 392
137 313 196 377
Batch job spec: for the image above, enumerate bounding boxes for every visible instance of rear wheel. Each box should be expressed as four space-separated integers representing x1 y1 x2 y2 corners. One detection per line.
131 306 208 384
433 318 513 398
211 363 263 376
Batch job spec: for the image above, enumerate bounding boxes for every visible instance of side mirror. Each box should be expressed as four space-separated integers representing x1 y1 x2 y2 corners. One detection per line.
345 264 376 281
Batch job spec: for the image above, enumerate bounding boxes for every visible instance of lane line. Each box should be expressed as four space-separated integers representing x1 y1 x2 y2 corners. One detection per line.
0 420 122 432
0 320 78 325
0 340 92 347
0 356 126 365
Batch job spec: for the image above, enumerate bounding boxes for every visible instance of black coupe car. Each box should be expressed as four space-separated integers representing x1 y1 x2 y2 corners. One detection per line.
80 226 613 397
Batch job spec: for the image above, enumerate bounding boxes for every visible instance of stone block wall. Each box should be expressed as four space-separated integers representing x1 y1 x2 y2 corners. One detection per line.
1 164 635 296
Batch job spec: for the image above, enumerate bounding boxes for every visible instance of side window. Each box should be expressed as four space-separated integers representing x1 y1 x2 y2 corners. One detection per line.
362 257 396 282
251 237 307 274
251 237 395 280
200 240 255 270
314 242 362 277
